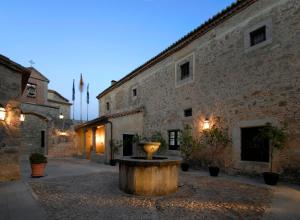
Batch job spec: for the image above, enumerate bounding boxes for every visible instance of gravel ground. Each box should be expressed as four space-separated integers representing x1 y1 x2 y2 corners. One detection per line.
29 172 272 220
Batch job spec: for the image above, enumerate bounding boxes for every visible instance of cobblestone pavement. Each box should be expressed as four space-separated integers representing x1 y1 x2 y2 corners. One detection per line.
29 171 272 220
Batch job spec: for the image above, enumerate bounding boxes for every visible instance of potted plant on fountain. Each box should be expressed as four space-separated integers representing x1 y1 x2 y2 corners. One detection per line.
255 123 287 185
201 125 230 177
180 125 199 171
29 152 47 177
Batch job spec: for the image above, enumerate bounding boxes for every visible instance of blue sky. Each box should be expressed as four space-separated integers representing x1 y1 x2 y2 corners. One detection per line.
0 0 235 120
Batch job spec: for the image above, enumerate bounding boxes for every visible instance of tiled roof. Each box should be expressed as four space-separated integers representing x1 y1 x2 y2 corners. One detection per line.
96 0 257 99
75 107 144 130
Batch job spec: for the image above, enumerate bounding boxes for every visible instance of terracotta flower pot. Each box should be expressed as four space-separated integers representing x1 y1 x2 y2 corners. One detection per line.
263 172 279 185
181 163 189 171
31 163 46 177
209 166 220 177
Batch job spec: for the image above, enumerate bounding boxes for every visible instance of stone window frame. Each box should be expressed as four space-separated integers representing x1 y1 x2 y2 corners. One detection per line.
244 18 272 53
232 118 277 169
175 52 195 88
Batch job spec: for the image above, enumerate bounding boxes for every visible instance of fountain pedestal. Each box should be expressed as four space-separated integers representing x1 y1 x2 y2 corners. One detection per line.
118 156 181 196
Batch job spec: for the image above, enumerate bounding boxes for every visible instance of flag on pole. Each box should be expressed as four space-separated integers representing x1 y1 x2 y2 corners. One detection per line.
87 84 89 104
79 73 84 92
79 73 84 122
72 79 75 101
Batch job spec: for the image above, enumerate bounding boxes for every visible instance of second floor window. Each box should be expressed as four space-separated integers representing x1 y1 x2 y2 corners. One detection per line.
106 102 110 111
180 62 190 80
132 88 137 97
250 26 266 47
26 83 37 98
184 108 192 117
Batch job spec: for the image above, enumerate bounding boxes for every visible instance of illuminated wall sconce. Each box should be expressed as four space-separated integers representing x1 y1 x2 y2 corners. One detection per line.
59 113 64 119
20 112 25 122
59 131 67 136
203 118 210 130
0 105 6 121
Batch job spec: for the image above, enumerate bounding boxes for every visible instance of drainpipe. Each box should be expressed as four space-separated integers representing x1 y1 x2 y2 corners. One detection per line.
106 120 113 161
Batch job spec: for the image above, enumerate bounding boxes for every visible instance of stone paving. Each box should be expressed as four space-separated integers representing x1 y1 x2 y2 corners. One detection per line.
29 170 271 220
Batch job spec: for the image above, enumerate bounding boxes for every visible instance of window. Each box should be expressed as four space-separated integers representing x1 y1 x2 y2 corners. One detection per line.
184 108 192 117
180 62 190 80
250 26 266 46
168 130 181 150
26 83 37 98
241 126 269 162
132 88 137 97
106 102 110 111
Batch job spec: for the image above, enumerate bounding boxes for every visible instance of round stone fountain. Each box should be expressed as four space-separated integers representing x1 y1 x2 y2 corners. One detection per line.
118 142 181 196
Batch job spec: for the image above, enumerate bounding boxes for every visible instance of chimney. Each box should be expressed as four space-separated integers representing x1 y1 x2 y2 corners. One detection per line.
111 80 117 86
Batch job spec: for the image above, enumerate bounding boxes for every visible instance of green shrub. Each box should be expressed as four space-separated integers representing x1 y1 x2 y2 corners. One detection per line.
29 153 47 164
180 125 200 162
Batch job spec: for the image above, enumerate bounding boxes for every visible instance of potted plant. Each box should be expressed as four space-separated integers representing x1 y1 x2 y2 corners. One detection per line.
256 123 287 185
29 153 47 177
201 125 230 177
110 140 121 166
179 125 199 171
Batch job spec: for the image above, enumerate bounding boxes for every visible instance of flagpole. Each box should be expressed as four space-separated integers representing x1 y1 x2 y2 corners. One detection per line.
72 79 75 121
80 92 82 122
87 103 88 121
86 83 89 121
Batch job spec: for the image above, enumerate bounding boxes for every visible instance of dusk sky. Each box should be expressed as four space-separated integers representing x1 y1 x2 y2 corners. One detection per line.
0 0 235 120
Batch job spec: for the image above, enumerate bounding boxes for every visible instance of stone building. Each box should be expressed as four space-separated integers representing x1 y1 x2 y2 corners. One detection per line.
0 54 30 181
76 0 300 180
48 89 72 119
19 67 74 156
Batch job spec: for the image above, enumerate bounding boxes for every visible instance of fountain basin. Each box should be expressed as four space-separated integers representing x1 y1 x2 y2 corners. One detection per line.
140 142 161 160
118 156 181 196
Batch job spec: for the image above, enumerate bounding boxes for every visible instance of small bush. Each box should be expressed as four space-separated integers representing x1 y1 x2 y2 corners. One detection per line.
29 153 47 164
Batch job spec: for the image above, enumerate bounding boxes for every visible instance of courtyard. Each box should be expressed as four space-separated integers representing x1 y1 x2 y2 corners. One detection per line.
1 157 300 220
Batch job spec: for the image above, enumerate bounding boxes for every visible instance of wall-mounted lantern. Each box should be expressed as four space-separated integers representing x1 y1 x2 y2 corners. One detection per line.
203 118 210 130
20 112 25 122
59 113 64 119
0 105 6 121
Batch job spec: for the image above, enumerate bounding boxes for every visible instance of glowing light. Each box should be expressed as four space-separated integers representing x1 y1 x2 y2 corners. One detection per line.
0 107 6 121
59 113 64 119
59 132 68 136
19 113 25 122
96 134 105 145
203 118 210 130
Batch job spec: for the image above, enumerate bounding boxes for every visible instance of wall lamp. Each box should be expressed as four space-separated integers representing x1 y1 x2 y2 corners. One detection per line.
0 104 6 121
59 113 64 119
20 111 25 122
203 117 210 130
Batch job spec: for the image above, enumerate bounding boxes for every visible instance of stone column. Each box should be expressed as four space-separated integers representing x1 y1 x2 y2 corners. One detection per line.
92 127 97 152
82 127 87 158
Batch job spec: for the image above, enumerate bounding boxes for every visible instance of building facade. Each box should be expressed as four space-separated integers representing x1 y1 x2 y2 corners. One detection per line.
19 67 74 156
0 54 30 181
48 89 72 119
76 0 300 181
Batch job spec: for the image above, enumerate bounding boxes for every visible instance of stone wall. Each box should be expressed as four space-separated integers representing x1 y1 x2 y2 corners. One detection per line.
0 63 23 182
98 0 300 181
20 68 48 105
